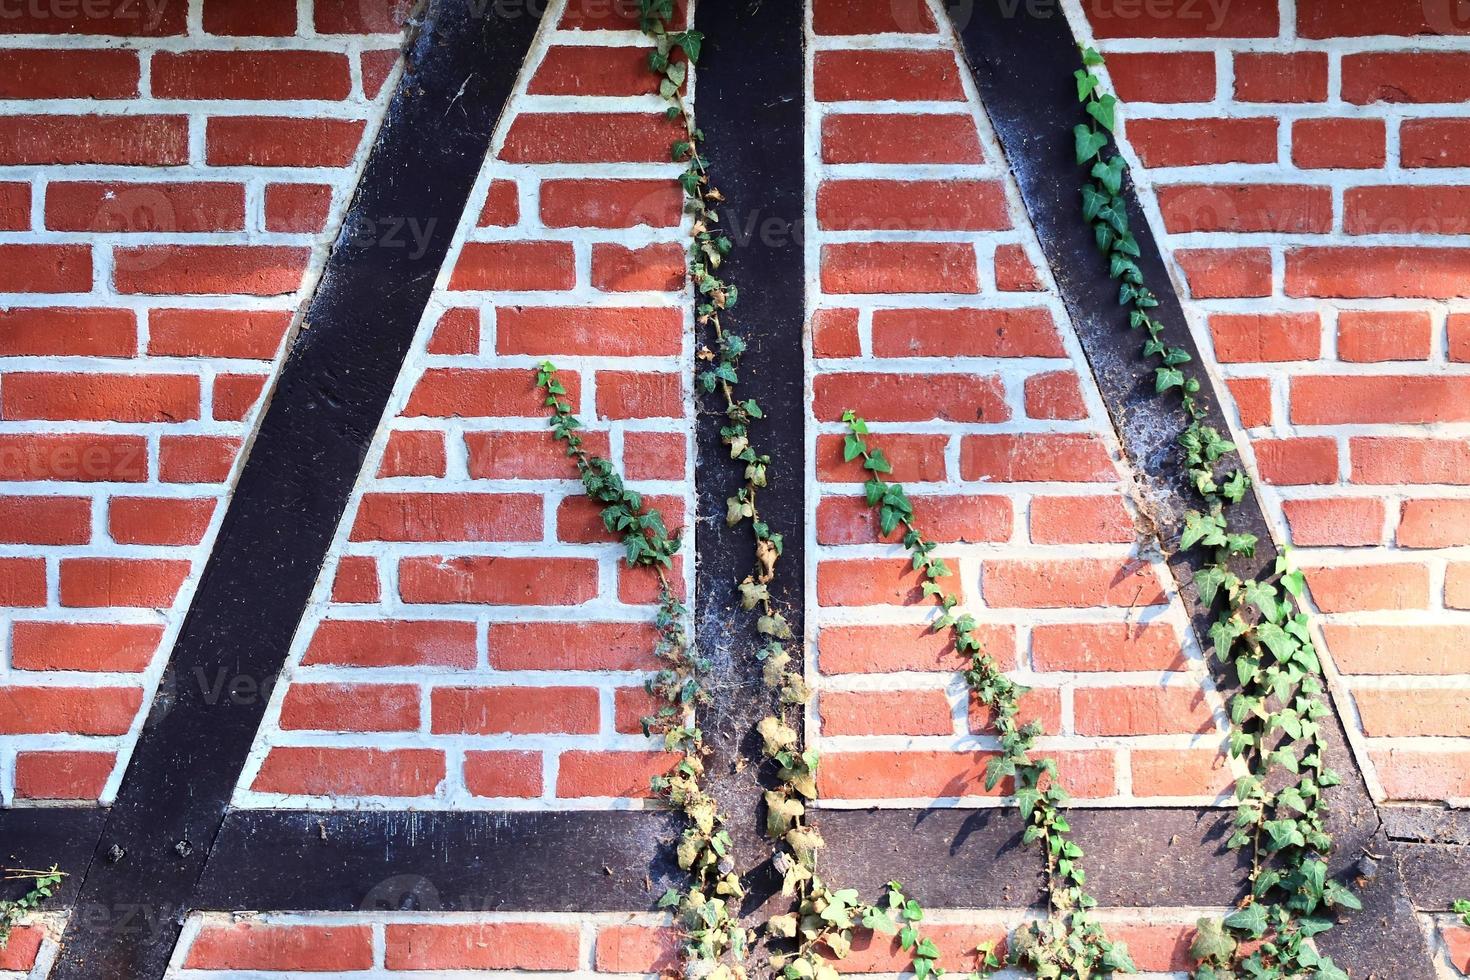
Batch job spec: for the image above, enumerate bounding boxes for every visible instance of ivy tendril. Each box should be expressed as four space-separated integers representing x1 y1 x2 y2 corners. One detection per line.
0 866 64 949
1071 47 1359 980
537 363 749 978
842 413 1135 980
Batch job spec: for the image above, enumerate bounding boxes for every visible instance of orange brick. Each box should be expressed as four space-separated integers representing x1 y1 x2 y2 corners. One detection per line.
1074 686 1215 736
1324 625 1470 674
1303 563 1429 612
1028 495 1133 544
984 559 1166 609
818 557 960 607
556 750 676 798
431 686 599 735
464 750 543 798
818 623 1015 674
1355 689 1470 737
1282 498 1384 547
186 924 373 971
385 923 579 971
1031 622 1186 672
252 746 445 797
1130 749 1233 798
820 689 954 736
304 619 477 669
813 371 1007 424
960 434 1115 483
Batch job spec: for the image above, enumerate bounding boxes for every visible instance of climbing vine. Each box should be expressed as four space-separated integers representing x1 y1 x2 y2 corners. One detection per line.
0 866 63 949
1069 47 1359 980
842 415 1134 979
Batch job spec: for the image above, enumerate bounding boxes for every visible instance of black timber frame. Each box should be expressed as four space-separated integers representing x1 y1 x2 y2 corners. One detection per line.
0 3 1466 979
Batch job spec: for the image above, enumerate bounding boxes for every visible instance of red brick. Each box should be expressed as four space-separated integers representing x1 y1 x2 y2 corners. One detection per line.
60 557 188 608
1289 247 1470 299
596 925 679 974
529 45 656 97
426 308 479 355
1355 689 1470 737
1157 184 1331 234
818 432 947 483
994 244 1043 292
1084 0 1277 37
813 0 936 32
818 750 1117 799
984 558 1165 609
3 371 196 423
1344 53 1470 104
614 685 661 734
1130 750 1233 798
1282 498 1385 547
1033 622 1185 671
818 557 960 607
188 923 374 972
331 556 379 603
1336 310 1431 361
497 306 681 356
969 687 1063 736
1351 437 1470 484
0 926 41 971
109 496 214 546
821 689 953 737
625 431 685 481
0 495 90 544
11 621 161 672
0 686 141 735
405 367 580 418
1255 437 1338 485
821 113 982 164
1127 118 1277 166
960 434 1115 483
464 750 543 798
489 621 659 671
464 429 609 480
1024 370 1087 420
560 0 687 29
1106 52 1215 102
871 307 1063 357
618 555 684 606
591 242 684 292
1292 117 1386 169
386 922 578 971
0 243 90 292
0 558 45 606
1076 686 1214 735
812 308 860 358
116 245 308 296
432 686 599 735
539 178 682 228
265 182 334 233
1299 0 1465 36
279 683 420 732
1303 563 1428 611
477 179 519 226
147 309 289 359
154 51 349 101
1028 495 1134 544
821 242 978 294
1293 375 1470 424
818 623 1015 674
363 48 399 93
304 619 476 668
1372 749 1470 800
253 746 444 797
1324 625 1470 674
501 112 681 164
0 114 187 166
813 50 964 101
1235 52 1327 102
597 370 683 420
1399 499 1470 547
1208 312 1320 362
1445 926 1470 975
314 0 415 32
450 241 575 291
204 0 298 34
350 492 540 542
212 373 265 421
377 430 446 478
816 493 1011 546
160 435 239 483
1401 118 1470 168
1227 377 1272 428
838 926 1010 976
813 371 1007 423
0 433 146 482
556 750 675 798
1346 186 1470 236
0 181 26 230
399 556 599 606
207 116 364 167
818 179 1009 232
14 751 113 800
0 49 138 98
1175 247 1272 298
1448 563 1470 609
0 1 186 33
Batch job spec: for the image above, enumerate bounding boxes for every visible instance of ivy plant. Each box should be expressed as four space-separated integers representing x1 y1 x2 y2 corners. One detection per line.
0 866 63 949
1070 46 1358 980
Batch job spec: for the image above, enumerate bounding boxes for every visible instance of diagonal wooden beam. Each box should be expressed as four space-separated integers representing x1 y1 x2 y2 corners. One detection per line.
44 5 542 976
